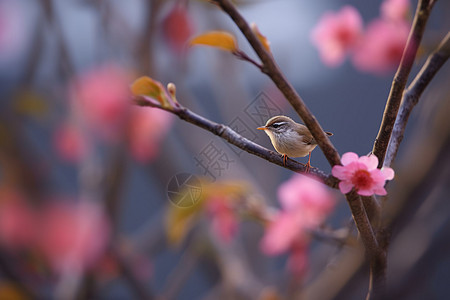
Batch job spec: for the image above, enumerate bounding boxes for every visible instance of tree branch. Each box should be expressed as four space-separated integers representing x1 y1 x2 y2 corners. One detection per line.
384 31 450 167
213 0 341 167
134 97 338 189
372 0 435 167
112 244 154 300
345 191 386 300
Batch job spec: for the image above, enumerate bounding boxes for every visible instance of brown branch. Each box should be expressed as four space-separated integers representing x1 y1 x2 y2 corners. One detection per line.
345 191 386 300
112 244 154 300
233 50 264 70
213 0 341 167
104 147 127 233
384 31 450 167
136 0 163 74
134 97 338 189
372 0 436 167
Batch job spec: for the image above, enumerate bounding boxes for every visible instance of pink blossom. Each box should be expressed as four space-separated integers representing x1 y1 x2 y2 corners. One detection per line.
260 212 304 255
260 175 335 255
381 0 410 22
332 152 395 196
206 197 238 243
53 122 89 163
162 3 194 54
278 174 335 228
70 64 131 141
127 107 173 162
0 191 37 249
38 201 110 273
351 19 410 75
311 6 363 67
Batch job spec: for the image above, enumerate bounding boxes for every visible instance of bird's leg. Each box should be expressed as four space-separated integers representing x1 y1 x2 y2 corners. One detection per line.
283 154 287 166
305 152 312 173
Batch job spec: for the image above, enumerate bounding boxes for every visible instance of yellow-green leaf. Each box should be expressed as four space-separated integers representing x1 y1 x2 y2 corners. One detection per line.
13 90 49 118
166 200 204 246
165 179 249 246
251 23 271 53
131 76 171 109
190 31 238 52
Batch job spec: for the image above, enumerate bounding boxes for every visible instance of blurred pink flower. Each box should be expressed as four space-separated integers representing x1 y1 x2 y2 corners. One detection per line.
260 212 303 255
278 174 335 228
0 192 37 250
287 241 309 279
381 0 410 21
162 3 194 54
0 0 27 63
128 107 173 162
206 197 238 243
351 19 410 75
38 201 110 273
53 122 89 163
70 64 131 141
311 6 363 67
332 152 395 196
261 175 335 256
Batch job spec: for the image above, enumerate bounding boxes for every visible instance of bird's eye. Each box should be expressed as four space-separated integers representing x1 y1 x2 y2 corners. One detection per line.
271 122 285 129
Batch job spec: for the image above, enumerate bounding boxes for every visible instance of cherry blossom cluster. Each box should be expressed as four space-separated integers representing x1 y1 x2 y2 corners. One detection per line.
0 190 110 275
260 175 335 277
311 0 411 75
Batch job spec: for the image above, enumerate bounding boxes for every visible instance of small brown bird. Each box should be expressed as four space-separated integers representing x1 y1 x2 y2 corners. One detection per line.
257 115 333 171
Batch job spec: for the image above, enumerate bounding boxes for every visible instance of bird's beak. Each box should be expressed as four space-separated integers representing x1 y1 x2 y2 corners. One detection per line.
257 126 267 130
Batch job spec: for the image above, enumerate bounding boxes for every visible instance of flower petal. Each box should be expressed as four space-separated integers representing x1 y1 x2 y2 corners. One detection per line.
341 152 359 165
359 155 378 170
260 213 300 255
332 165 348 179
381 167 395 180
357 188 374 196
339 181 353 194
369 169 386 185
374 186 387 196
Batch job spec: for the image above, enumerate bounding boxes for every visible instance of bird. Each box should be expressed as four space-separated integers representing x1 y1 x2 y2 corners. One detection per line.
257 115 333 172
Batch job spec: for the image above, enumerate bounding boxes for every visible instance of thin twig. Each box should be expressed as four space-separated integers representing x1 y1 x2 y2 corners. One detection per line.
372 0 435 167
384 31 450 167
213 0 341 167
160 249 198 299
104 146 127 233
112 244 154 300
134 97 339 189
233 50 264 70
136 0 164 74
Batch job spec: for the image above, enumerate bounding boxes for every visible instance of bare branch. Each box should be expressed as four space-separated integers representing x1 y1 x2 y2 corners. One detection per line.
384 31 450 167
112 244 155 300
345 192 386 300
372 0 436 167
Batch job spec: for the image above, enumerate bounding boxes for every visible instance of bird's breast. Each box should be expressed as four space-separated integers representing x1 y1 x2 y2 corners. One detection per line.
272 133 317 157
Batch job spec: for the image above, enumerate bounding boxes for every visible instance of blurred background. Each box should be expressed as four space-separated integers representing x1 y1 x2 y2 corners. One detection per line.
0 0 449 299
